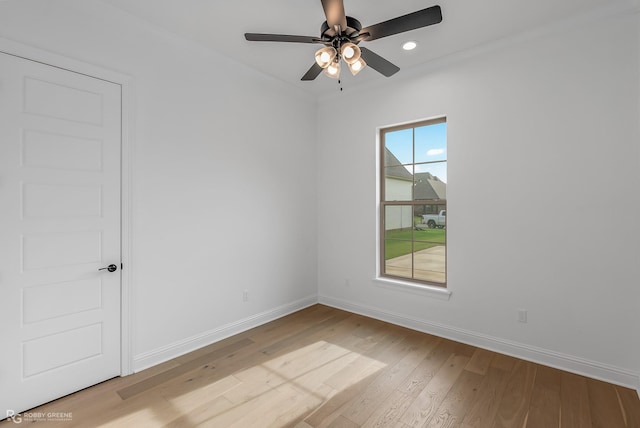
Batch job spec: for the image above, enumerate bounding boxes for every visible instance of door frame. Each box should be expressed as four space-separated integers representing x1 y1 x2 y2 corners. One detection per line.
0 37 135 376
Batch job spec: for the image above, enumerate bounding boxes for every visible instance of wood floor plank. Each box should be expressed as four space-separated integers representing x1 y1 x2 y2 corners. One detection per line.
461 367 510 428
75 389 175 427
225 341 352 405
525 365 561 428
465 348 496 375
395 337 451 397
327 415 360 428
284 348 358 397
209 381 292 427
164 395 235 428
340 332 434 425
300 323 402 427
161 374 240 414
117 337 254 399
363 324 414 364
399 353 472 427
352 316 389 338
322 323 399 390
361 390 413 428
304 363 381 427
425 370 485 428
454 342 478 359
272 383 336 427
98 398 178 427
490 353 517 372
559 371 592 428
260 311 352 356
255 307 351 347
4 304 639 428
492 360 537 428
229 382 316 428
615 385 640 428
587 378 626 428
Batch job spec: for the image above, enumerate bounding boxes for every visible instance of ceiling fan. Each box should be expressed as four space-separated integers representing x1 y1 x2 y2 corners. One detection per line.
245 0 442 81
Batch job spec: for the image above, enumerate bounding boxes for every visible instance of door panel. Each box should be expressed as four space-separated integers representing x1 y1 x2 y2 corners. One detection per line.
22 183 103 218
0 51 122 414
22 129 103 171
23 75 104 125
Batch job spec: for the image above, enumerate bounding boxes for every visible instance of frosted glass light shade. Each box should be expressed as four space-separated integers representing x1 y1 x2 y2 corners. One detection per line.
340 42 361 64
348 58 366 76
315 47 337 68
324 61 341 79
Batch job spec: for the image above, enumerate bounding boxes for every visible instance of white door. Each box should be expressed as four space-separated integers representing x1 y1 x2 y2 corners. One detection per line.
0 51 122 414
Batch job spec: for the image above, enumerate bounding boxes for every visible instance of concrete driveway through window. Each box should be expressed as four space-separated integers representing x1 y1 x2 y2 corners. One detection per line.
385 245 446 283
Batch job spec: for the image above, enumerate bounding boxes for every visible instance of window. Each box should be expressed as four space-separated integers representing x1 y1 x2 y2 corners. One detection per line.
380 118 447 286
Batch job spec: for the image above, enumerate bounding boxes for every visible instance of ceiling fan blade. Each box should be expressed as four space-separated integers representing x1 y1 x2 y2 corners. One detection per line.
320 0 347 31
245 33 322 44
301 63 323 81
361 5 442 41
360 47 400 77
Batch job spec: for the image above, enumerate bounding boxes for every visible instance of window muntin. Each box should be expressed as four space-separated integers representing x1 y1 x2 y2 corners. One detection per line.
380 118 447 286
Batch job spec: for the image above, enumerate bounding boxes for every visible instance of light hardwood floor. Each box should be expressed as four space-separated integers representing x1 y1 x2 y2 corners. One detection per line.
3 305 639 427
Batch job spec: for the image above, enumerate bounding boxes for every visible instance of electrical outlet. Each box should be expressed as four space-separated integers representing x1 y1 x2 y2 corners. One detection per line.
517 309 527 323
243 290 249 302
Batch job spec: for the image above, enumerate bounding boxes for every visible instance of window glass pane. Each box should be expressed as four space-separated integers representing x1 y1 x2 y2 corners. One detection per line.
413 162 447 201
384 164 413 201
415 122 447 164
384 205 414 236
413 243 446 283
384 128 413 165
413 206 447 242
414 203 446 222
384 239 413 280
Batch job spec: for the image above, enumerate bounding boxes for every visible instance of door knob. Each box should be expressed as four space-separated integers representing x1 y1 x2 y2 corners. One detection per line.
98 264 118 273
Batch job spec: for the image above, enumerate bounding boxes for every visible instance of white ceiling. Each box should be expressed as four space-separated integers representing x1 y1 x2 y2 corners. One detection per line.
101 0 616 96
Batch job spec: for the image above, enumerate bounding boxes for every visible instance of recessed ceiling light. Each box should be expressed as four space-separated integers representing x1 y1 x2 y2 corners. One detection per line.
402 41 417 51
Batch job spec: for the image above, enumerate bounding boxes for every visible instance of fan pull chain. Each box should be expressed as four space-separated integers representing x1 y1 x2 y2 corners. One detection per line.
338 79 343 92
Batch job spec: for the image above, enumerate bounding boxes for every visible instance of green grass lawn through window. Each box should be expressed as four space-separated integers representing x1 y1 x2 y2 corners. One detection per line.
384 228 446 260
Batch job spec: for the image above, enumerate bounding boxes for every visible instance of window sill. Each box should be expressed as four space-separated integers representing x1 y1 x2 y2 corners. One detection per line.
372 277 452 301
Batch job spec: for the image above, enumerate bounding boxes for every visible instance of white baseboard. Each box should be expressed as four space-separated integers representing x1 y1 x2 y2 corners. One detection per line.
133 295 318 372
318 295 640 393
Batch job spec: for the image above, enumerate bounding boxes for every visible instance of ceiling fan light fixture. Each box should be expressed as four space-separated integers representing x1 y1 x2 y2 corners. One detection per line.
340 42 361 64
315 46 337 68
348 57 366 76
324 60 341 79
245 3 444 82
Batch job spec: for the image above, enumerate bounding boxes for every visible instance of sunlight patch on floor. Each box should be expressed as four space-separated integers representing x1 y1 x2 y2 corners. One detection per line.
164 340 386 427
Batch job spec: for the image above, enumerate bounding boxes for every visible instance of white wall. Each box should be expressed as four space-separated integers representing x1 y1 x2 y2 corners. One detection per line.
0 0 318 369
317 8 640 388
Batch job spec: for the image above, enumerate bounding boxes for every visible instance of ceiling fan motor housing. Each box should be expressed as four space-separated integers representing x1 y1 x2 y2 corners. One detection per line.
320 16 362 42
